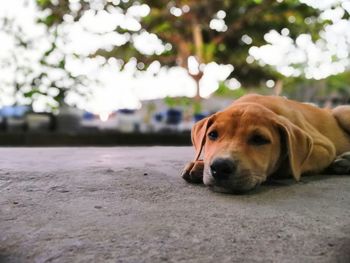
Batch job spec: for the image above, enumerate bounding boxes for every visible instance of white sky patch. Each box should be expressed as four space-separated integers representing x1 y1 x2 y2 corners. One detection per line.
217 10 226 19
241 34 253 45
170 7 182 17
60 23 130 56
133 31 165 55
249 2 350 80
200 63 234 97
209 18 228 32
320 6 345 22
266 79 275 88
226 78 241 90
343 1 350 13
132 67 196 100
188 56 200 75
127 4 150 17
79 9 121 33
299 0 344 10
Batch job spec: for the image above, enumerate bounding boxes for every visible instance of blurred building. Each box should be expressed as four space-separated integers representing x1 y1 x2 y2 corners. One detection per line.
0 97 233 134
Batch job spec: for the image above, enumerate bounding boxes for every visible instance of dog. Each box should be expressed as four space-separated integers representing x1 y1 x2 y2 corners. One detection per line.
181 94 350 193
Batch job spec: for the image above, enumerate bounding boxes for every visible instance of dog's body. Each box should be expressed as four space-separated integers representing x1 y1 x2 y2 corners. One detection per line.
181 94 350 193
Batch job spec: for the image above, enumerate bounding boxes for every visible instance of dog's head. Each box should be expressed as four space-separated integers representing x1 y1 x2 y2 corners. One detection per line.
192 103 313 193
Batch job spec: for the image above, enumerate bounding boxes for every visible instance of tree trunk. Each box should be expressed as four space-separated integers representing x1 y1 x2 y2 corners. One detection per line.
191 19 204 101
274 79 283 96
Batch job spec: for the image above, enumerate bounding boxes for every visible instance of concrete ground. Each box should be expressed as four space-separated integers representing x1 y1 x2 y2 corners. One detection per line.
0 147 350 263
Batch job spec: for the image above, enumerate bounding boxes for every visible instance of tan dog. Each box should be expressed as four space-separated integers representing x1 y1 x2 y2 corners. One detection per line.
181 94 350 193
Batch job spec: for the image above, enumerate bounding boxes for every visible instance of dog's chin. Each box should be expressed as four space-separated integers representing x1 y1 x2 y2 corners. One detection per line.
203 174 261 194
210 183 257 194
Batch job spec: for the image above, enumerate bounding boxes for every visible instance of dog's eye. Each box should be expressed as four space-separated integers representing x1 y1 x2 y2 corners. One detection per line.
248 134 271 146
208 130 219 141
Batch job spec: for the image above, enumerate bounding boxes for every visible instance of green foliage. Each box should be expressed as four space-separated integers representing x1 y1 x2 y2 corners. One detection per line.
38 14 56 26
36 0 50 7
163 96 202 113
326 72 350 94
193 101 202 114
214 82 247 99
280 72 350 102
164 96 192 108
23 88 42 98
202 43 216 63
151 21 172 34
164 96 177 108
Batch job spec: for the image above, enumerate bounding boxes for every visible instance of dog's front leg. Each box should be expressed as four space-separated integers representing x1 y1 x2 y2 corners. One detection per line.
180 160 204 184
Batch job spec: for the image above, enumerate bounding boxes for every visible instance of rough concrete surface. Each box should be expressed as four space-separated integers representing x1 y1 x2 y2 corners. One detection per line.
0 147 350 263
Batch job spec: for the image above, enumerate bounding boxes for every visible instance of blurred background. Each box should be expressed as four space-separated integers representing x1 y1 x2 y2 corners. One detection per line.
1 0 350 145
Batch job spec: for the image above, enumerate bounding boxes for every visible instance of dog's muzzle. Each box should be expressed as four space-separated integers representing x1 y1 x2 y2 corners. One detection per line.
210 158 237 181
208 157 258 193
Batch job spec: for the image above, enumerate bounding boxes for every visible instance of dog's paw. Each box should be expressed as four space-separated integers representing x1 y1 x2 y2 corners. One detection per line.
180 161 204 184
327 152 350 174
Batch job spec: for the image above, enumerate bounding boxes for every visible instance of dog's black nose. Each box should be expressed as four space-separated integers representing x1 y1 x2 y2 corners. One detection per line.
210 158 236 180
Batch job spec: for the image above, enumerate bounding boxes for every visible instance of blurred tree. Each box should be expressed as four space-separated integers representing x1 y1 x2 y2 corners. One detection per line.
282 72 350 103
0 12 88 112
36 0 323 102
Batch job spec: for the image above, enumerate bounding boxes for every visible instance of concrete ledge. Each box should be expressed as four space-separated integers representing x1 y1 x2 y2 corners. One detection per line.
0 132 191 146
0 147 350 262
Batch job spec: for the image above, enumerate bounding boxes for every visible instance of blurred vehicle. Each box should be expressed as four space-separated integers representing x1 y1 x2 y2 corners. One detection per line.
80 109 141 133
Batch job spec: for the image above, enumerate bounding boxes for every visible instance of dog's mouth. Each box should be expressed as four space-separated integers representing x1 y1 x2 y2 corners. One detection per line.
204 168 263 194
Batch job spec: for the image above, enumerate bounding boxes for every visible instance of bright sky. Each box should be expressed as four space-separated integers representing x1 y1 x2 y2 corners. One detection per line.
0 0 349 113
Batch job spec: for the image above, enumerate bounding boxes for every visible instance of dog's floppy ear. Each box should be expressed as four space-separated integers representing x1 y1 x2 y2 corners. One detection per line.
276 116 313 181
191 115 215 161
